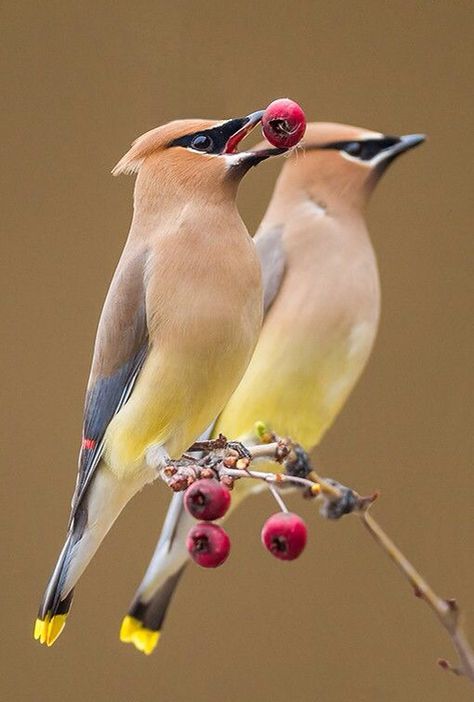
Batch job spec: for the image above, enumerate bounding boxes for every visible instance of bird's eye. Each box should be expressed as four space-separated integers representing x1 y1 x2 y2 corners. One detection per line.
344 142 362 156
191 134 214 152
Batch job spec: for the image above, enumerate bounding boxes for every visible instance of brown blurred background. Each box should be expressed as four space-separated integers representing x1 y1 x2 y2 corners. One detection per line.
2 2 473 701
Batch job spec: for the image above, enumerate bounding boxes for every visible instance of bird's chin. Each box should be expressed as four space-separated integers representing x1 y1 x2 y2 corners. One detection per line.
373 133 426 176
225 147 288 176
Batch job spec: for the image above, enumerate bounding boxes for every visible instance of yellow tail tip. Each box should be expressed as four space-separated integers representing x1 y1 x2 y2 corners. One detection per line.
34 617 46 641
119 615 141 643
34 615 67 646
120 616 160 655
134 628 161 655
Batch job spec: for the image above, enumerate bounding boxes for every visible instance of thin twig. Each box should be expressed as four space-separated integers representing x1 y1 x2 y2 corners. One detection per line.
160 434 474 684
359 507 474 683
222 465 317 491
248 442 280 459
267 483 289 513
307 469 342 500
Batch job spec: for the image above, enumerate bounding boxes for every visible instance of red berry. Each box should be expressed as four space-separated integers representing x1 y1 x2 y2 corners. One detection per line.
262 98 306 149
186 523 231 568
184 479 231 521
261 512 307 561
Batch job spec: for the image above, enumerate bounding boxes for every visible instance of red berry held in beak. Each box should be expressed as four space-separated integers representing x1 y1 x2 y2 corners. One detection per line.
184 479 231 521
186 523 231 568
262 98 306 149
261 512 307 561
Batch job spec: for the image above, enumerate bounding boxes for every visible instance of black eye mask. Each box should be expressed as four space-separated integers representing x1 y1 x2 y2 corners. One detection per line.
168 118 248 155
322 137 400 161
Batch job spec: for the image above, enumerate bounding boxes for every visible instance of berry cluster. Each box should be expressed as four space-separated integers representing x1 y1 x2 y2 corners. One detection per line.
184 478 308 568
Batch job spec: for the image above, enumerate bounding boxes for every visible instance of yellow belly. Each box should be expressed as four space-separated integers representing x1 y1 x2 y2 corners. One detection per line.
213 342 361 503
214 320 375 469
103 339 258 479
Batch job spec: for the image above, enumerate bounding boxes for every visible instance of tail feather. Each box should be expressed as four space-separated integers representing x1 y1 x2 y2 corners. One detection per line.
120 492 193 654
34 503 88 646
120 567 186 654
34 590 74 646
35 465 150 646
120 478 251 654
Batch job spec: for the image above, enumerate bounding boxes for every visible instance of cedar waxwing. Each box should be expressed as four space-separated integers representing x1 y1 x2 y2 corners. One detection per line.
34 111 288 646
120 123 425 654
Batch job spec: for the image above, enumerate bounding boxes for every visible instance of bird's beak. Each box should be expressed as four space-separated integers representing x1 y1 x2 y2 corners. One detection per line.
224 111 265 154
399 133 426 150
223 110 287 168
377 133 426 166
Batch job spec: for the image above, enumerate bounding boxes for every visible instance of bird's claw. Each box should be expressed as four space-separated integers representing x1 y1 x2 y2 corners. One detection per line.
226 441 252 460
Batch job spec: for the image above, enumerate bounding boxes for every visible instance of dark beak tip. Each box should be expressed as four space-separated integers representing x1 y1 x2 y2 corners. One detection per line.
245 110 265 126
402 133 427 149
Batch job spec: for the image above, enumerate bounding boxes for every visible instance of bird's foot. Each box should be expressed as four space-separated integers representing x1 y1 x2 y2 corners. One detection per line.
226 441 252 461
187 434 228 453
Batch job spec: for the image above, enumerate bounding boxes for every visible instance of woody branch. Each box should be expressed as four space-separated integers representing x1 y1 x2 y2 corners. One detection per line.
160 432 474 685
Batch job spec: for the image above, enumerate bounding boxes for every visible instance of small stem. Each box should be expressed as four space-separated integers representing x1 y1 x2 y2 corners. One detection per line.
267 483 289 513
248 442 280 459
164 433 474 685
360 511 447 615
307 469 342 500
222 466 316 491
359 508 474 683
